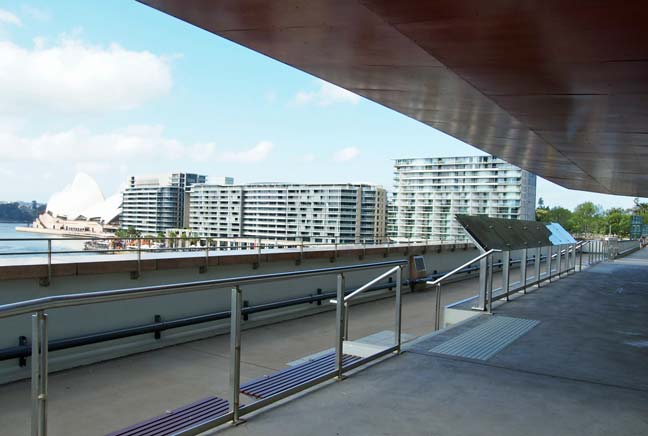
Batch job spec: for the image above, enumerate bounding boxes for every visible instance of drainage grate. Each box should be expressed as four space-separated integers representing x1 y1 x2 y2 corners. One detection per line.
429 316 539 361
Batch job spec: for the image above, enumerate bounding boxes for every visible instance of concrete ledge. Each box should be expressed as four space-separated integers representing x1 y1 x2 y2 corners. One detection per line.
0 243 475 282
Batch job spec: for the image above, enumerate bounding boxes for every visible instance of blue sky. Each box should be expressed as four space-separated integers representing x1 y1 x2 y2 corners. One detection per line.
0 0 644 211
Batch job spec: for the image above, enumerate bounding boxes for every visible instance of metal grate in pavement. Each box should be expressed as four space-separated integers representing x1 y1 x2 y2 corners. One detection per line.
429 316 539 361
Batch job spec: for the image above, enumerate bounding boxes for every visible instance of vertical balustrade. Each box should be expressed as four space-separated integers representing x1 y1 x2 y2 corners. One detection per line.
520 248 528 293
229 286 242 423
394 266 403 352
335 274 345 380
502 250 510 301
31 311 48 436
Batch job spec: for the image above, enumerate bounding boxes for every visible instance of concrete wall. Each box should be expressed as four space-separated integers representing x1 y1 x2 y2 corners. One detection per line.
0 244 489 383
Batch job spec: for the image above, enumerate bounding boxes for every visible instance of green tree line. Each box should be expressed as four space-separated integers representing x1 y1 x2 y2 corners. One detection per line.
536 197 648 237
0 201 45 222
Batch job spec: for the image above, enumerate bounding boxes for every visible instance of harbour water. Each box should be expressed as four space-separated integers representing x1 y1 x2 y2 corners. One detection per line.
0 222 86 258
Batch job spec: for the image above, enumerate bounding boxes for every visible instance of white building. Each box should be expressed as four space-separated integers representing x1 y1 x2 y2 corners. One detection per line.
189 183 387 244
389 156 536 242
121 173 207 233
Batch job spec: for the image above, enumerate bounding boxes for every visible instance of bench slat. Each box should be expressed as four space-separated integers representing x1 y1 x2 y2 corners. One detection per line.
106 396 230 436
241 351 362 399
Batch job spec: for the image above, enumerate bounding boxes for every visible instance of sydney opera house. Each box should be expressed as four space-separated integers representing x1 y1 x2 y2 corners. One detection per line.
27 173 121 236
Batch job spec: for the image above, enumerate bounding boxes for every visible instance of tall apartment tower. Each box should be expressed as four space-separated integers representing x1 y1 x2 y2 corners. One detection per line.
121 172 207 233
389 156 536 242
189 183 387 243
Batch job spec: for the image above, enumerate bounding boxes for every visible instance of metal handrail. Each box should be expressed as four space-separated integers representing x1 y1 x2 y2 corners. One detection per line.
0 259 407 320
427 248 500 286
329 265 401 304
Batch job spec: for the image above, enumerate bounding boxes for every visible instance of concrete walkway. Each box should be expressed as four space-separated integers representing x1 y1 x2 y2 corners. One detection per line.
0 252 598 435
0 262 517 436
214 249 648 436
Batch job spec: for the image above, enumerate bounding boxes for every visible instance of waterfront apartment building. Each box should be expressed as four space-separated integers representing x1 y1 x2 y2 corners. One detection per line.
389 156 536 242
188 183 387 243
121 173 207 233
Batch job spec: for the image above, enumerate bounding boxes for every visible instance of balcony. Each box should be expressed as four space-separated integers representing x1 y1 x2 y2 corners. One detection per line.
0 241 645 435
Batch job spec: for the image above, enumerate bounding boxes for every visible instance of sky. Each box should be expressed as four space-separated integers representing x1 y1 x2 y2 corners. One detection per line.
0 0 644 211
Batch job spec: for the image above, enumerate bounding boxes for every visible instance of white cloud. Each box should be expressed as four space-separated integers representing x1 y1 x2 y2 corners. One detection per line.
301 153 317 162
333 146 360 162
0 9 21 26
0 37 172 114
0 125 203 162
217 141 274 163
295 80 360 107
0 125 273 166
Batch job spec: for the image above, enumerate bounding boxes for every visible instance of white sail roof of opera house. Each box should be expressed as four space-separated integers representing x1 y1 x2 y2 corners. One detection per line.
45 173 121 224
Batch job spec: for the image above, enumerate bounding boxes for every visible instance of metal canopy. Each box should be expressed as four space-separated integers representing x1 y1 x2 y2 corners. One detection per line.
139 0 648 197
455 215 552 251
546 223 577 245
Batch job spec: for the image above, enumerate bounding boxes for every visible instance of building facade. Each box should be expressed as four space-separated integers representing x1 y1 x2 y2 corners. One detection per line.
389 156 536 242
188 183 387 243
121 173 207 233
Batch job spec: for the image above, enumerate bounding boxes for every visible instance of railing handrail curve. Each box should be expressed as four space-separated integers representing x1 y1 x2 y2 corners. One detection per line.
427 248 500 287
332 265 401 304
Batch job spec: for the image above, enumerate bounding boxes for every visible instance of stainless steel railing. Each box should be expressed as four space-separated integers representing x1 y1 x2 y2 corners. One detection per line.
427 249 500 330
0 259 407 436
427 239 609 331
329 265 404 356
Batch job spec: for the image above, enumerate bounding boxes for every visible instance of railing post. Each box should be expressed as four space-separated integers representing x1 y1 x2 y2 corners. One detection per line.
434 283 442 330
335 273 345 380
31 311 48 436
557 244 563 277
520 248 528 293
204 240 209 272
395 266 403 352
548 245 554 283
502 250 510 301
343 303 349 340
477 255 488 311
571 244 577 272
487 255 494 313
47 240 52 286
137 238 142 278
535 247 542 287
579 242 584 271
229 286 242 423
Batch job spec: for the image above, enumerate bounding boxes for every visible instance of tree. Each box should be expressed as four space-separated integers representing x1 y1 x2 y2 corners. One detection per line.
115 226 141 238
604 208 631 237
538 197 545 209
537 206 573 231
633 198 648 220
569 202 603 234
